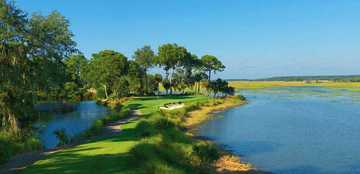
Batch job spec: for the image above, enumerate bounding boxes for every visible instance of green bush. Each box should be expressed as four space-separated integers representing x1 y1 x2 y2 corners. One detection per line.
129 143 158 165
135 121 156 137
0 131 41 164
192 142 220 168
237 95 246 101
153 118 176 130
0 138 12 164
54 129 70 146
87 120 104 136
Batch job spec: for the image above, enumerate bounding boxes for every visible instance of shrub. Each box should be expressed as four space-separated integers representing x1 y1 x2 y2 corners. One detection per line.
54 129 70 146
86 119 104 136
0 138 12 164
0 131 41 164
153 118 176 130
237 95 246 101
135 121 156 137
192 142 220 168
129 143 158 165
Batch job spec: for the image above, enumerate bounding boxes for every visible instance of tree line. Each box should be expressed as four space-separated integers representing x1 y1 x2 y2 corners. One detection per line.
68 44 233 101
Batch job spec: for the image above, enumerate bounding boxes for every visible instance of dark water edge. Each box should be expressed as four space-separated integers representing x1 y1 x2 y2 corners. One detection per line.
34 101 108 149
35 102 77 113
199 87 360 174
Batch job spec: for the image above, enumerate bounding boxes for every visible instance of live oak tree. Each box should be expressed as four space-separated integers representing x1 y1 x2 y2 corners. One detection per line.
84 50 128 99
201 55 225 82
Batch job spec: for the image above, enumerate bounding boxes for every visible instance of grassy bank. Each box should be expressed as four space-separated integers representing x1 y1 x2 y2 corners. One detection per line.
22 95 257 174
185 96 246 129
229 81 360 91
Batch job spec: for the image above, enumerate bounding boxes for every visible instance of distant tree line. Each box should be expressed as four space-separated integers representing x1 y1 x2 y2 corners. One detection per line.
255 75 360 82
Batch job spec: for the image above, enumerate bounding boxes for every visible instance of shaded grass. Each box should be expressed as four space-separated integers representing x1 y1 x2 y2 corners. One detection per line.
0 130 42 164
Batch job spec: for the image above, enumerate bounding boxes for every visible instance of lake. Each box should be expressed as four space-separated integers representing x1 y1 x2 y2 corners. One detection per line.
199 86 360 174
35 101 108 149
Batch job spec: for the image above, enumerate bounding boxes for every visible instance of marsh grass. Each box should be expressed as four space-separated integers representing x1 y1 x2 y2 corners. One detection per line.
229 81 360 91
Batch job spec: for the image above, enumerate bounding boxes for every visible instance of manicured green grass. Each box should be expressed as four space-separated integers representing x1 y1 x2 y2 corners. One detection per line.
21 95 211 174
126 95 208 115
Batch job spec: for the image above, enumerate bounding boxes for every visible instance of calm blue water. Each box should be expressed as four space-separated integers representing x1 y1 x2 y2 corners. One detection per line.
36 101 108 149
199 86 360 174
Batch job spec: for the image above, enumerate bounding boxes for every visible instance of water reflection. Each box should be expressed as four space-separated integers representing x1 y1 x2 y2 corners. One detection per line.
36 101 108 149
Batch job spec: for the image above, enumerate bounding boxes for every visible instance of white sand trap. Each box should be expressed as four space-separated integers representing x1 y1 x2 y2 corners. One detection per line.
160 103 185 110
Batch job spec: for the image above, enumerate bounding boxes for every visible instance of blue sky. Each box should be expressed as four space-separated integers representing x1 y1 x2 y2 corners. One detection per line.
16 0 360 79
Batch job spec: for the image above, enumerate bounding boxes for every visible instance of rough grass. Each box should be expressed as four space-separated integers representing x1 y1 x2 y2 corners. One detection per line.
20 95 226 174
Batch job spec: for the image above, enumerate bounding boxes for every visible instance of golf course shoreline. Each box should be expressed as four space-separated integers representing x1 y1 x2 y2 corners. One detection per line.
184 95 265 173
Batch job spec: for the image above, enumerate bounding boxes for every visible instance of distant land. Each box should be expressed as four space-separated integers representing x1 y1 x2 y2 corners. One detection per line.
227 75 360 82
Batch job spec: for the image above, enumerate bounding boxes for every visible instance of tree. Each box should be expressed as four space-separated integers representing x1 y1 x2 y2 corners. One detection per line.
112 77 129 98
162 79 171 95
156 43 190 94
207 79 229 98
172 69 187 94
192 72 208 94
152 74 163 95
29 11 77 98
0 1 76 132
133 45 154 94
223 86 235 96
127 61 145 95
63 82 80 102
84 50 128 99
64 54 88 85
201 55 225 82
146 74 162 95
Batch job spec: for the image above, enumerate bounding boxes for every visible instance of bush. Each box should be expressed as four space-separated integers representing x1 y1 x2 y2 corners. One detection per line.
153 118 176 130
0 130 41 164
192 142 220 168
135 121 156 137
237 95 246 101
129 143 158 165
54 129 70 146
0 138 12 164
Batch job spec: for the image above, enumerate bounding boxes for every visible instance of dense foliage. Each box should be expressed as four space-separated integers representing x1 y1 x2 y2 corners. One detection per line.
0 0 76 133
0 0 234 165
